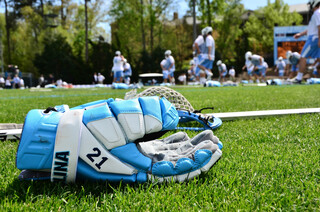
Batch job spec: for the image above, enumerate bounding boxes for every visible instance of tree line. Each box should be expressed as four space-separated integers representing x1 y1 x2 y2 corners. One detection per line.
0 0 302 84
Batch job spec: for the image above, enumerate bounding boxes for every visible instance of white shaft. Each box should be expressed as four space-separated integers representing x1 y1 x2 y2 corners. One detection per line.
2 108 320 140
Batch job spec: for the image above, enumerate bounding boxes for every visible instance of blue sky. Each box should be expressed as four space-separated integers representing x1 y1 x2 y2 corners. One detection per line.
171 0 307 18
241 0 307 10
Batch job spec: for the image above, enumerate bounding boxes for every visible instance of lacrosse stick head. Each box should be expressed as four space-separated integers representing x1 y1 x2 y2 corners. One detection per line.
124 87 222 131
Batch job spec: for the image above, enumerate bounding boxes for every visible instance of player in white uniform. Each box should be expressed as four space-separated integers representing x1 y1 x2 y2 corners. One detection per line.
164 50 175 85
188 60 196 82
160 59 168 83
13 74 20 89
216 60 227 82
93 72 98 84
286 51 301 79
261 61 268 82
192 51 198 80
275 57 286 78
97 73 105 84
113 51 124 83
204 27 214 80
0 75 4 88
250 54 263 67
228 66 236 82
255 58 265 83
123 59 132 85
242 51 254 82
294 0 320 83
249 54 263 82
193 28 207 82
195 26 214 84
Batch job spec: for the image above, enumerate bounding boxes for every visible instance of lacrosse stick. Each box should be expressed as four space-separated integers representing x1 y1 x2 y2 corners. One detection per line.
124 87 222 131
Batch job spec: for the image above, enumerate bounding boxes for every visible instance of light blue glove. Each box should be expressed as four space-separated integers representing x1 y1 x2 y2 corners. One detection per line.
16 96 222 183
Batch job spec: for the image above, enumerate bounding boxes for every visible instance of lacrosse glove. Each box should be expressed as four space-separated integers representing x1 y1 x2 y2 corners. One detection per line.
16 96 222 183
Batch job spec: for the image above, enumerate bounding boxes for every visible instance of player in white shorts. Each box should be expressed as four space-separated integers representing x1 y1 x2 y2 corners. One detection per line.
249 54 263 82
188 60 196 82
123 59 132 85
113 51 124 83
164 50 175 85
193 27 207 82
275 57 286 78
255 58 267 83
160 59 169 83
228 66 236 82
196 26 215 83
294 0 320 83
261 61 268 82
242 51 254 82
216 60 227 82
286 51 301 79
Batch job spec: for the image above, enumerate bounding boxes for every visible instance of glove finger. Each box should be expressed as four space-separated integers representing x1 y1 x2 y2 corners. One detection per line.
136 132 190 158
138 130 220 161
140 131 220 164
160 131 189 144
190 129 223 150
138 130 223 182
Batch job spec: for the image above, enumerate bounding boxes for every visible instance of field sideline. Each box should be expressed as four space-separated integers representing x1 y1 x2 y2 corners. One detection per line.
1 85 320 210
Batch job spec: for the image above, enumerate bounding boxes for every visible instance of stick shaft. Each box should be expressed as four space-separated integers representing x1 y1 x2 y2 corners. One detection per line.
1 108 320 140
210 108 320 121
0 129 22 141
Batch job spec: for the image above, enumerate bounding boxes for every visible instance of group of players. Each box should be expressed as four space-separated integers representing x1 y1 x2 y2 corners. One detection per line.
283 51 319 80
275 51 318 81
244 0 320 84
159 26 216 85
160 50 176 84
241 50 317 83
113 0 320 86
186 0 320 85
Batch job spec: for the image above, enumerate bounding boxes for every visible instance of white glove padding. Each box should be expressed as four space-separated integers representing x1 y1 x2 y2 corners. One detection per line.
137 130 222 182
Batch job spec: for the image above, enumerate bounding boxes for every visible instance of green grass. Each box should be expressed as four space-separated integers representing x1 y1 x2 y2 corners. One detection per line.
1 85 320 211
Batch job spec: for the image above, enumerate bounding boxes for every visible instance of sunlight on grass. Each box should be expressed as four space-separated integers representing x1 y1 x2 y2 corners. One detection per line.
0 85 320 210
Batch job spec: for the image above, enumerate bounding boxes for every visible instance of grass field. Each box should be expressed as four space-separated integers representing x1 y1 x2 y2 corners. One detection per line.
1 85 320 211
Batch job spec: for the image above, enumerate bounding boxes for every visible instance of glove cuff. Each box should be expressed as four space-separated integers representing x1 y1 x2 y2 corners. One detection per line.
16 109 62 170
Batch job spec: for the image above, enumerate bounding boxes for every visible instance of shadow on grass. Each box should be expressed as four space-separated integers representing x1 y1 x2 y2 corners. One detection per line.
3 173 210 203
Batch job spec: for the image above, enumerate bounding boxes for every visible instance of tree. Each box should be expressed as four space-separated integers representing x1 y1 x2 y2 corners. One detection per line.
244 0 302 55
34 34 81 83
89 36 113 83
139 0 146 52
3 0 14 63
10 6 45 74
215 0 244 63
68 0 106 61
147 0 172 52
194 0 225 28
85 0 89 62
109 0 176 73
